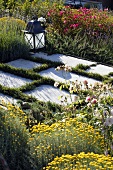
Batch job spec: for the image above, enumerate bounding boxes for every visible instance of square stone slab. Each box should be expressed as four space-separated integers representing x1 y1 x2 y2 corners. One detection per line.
7 59 42 69
0 71 32 88
87 64 113 76
32 52 96 67
25 85 77 105
0 93 17 105
39 67 100 86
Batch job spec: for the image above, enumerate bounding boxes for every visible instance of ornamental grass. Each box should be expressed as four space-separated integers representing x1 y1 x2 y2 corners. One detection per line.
0 102 36 170
0 17 30 62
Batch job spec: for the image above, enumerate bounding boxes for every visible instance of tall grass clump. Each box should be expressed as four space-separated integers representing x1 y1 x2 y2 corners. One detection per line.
0 17 30 62
0 102 36 170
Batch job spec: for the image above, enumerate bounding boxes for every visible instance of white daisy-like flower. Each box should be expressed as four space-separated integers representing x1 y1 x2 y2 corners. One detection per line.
104 116 113 126
54 82 59 87
110 108 113 116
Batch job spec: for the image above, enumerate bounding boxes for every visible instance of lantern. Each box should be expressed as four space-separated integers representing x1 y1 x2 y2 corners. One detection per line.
22 16 46 52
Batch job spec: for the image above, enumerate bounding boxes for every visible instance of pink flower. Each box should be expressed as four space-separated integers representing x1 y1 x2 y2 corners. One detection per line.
47 12 51 16
85 96 91 103
70 24 79 28
91 98 97 104
64 28 68 33
83 80 88 85
59 11 64 16
73 24 79 28
73 14 78 19
63 20 66 24
98 24 102 28
104 8 108 12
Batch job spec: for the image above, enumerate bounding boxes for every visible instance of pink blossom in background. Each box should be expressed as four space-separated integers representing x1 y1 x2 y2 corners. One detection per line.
73 14 78 19
47 12 51 16
59 11 64 16
91 98 97 104
104 8 108 12
83 80 88 85
64 28 68 33
93 16 97 19
70 24 79 28
85 96 91 103
98 24 102 28
63 20 66 24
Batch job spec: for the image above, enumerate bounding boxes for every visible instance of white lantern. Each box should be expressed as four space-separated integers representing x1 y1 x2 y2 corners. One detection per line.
22 16 46 52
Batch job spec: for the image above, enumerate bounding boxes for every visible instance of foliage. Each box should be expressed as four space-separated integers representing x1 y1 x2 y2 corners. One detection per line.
54 65 113 156
47 7 113 37
46 30 113 65
0 102 36 170
29 118 104 169
0 17 30 62
45 152 113 170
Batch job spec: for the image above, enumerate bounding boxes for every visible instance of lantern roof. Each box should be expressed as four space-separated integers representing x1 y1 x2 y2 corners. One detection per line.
25 16 45 34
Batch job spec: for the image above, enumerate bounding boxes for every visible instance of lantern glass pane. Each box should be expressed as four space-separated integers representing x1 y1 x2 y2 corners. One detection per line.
35 33 45 49
25 34 34 49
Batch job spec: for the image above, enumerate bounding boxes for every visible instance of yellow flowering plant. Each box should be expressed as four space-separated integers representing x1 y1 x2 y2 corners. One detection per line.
44 152 113 170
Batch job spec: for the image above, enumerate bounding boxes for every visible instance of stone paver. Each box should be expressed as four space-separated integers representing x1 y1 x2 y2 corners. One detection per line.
39 67 100 85
8 59 42 70
1 52 113 104
32 52 96 67
87 64 113 75
25 85 77 105
0 93 17 105
0 71 32 88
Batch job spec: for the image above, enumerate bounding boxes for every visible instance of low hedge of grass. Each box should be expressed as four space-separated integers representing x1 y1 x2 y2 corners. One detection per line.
0 59 112 105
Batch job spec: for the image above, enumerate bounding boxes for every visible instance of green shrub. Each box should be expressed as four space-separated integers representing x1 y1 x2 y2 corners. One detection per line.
45 153 113 170
46 30 113 64
29 118 104 169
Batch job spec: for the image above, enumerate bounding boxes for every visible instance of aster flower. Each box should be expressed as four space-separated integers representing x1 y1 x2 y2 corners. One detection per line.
110 108 113 116
104 116 113 126
91 98 97 104
85 96 91 103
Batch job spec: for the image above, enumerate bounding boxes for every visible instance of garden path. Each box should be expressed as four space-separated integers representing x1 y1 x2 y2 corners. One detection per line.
0 52 113 105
